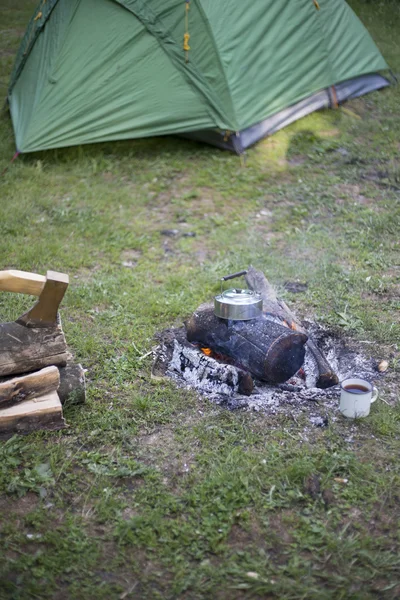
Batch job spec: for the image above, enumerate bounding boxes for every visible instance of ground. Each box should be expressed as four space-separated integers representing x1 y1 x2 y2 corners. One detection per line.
0 1 399 599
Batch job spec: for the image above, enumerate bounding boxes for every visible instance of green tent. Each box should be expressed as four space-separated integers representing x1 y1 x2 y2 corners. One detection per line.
8 0 389 153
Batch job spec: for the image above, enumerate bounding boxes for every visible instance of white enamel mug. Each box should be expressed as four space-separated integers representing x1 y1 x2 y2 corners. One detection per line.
340 378 378 418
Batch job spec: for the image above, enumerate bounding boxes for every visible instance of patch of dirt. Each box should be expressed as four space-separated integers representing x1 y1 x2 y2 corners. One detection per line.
227 517 267 552
267 511 295 546
72 264 103 284
334 183 373 206
320 128 341 138
288 155 306 167
120 248 142 268
0 491 39 517
137 426 195 479
121 506 140 521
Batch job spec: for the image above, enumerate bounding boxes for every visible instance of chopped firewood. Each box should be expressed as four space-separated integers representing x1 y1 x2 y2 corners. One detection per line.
0 391 66 435
58 362 86 405
0 269 84 434
245 266 338 388
0 321 68 377
0 366 60 406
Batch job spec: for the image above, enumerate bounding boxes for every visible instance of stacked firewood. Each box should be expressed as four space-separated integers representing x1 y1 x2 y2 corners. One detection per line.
0 270 85 436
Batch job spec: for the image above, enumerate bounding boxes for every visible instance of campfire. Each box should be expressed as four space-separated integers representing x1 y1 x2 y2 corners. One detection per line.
153 268 381 425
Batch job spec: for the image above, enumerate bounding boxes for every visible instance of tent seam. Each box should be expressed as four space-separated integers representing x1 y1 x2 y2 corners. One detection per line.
8 0 61 96
14 0 81 151
112 0 234 129
308 1 335 87
193 1 239 131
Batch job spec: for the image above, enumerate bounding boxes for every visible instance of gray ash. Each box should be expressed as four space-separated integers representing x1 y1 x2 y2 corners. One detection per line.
153 324 381 425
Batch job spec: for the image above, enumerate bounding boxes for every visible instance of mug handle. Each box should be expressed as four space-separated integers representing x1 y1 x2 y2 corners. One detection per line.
371 386 379 403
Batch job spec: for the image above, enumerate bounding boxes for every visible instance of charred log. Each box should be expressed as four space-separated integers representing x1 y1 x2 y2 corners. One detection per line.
186 304 308 384
245 266 338 389
169 339 252 397
154 328 254 397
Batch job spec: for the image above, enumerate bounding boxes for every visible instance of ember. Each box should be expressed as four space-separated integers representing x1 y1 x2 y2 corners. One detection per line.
201 347 213 356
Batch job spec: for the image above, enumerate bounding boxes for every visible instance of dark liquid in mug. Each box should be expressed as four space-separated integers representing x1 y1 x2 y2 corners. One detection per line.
344 384 369 394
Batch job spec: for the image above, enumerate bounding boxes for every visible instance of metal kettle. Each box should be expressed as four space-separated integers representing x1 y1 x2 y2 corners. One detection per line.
214 270 263 321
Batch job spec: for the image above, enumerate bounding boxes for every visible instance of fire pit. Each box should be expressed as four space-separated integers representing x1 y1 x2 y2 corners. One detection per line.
153 268 383 426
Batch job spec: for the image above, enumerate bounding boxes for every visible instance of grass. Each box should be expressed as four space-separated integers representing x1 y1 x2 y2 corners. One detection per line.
1 1 400 598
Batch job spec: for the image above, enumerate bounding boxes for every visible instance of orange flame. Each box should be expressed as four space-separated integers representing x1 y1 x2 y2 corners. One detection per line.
201 347 213 356
282 319 298 331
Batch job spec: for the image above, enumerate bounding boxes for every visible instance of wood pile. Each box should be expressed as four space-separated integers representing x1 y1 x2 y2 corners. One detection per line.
0 270 86 436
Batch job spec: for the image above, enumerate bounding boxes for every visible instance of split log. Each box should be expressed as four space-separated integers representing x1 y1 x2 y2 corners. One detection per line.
168 339 253 397
58 363 86 405
186 303 308 384
245 266 338 389
0 366 60 406
153 327 254 396
0 391 66 435
0 321 68 377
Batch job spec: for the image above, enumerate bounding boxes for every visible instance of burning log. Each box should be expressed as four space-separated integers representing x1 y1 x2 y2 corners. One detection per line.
153 327 254 397
245 267 338 389
186 303 308 384
168 339 254 397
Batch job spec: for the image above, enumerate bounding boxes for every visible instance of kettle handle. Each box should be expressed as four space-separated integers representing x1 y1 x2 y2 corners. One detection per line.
221 270 248 282
220 270 248 294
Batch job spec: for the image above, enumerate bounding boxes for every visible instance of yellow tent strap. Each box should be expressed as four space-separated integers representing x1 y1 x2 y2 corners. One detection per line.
24 0 46 55
183 1 190 63
34 0 46 21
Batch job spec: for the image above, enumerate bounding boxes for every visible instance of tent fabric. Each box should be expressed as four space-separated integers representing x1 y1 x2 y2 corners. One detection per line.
182 74 390 152
8 0 389 153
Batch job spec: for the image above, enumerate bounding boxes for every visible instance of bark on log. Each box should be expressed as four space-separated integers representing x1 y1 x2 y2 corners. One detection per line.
0 321 68 377
0 391 66 436
245 266 338 389
0 366 60 406
58 363 86 405
186 303 308 384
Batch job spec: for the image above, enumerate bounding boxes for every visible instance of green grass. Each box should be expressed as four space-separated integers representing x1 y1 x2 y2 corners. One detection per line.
1 1 400 599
